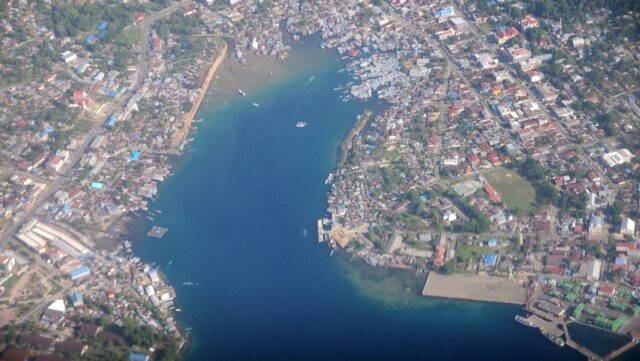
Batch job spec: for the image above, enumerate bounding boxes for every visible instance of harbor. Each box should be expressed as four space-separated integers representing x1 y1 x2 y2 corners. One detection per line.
421 273 528 305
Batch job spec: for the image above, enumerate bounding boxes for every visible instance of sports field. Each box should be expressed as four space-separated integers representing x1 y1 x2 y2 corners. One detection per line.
484 168 536 212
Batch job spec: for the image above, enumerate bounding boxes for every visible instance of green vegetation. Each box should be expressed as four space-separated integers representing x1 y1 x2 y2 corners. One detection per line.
484 168 536 212
516 158 558 207
451 199 490 233
573 303 584 318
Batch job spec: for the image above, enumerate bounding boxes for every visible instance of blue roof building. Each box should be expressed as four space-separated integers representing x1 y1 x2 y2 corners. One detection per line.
487 239 498 247
85 34 98 45
485 254 498 267
91 182 104 190
129 353 150 361
69 266 91 280
130 150 141 161
97 22 108 31
435 6 454 17
69 292 84 307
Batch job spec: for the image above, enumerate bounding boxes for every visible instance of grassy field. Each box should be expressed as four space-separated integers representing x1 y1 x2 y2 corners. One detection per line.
484 168 536 212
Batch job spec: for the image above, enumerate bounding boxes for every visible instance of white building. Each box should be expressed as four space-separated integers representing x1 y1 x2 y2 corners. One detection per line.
586 259 602 281
620 217 636 235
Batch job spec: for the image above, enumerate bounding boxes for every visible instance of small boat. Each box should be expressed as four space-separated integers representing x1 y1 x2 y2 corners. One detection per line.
175 308 182 312
167 260 173 266
182 281 198 287
252 102 260 107
238 89 247 96
302 229 308 237
296 121 307 128
194 118 204 123
308 75 315 82
269 72 273 77
515 315 536 328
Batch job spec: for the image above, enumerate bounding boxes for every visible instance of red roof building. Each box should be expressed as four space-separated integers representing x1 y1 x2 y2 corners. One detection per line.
134 12 145 22
484 183 502 203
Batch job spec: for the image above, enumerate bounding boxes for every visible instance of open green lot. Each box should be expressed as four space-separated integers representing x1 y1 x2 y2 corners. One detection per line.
484 168 536 212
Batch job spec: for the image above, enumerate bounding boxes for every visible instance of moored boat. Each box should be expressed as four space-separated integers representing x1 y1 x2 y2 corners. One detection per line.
515 315 536 328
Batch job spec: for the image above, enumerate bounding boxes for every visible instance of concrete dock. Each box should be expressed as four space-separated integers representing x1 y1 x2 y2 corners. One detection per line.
422 273 527 305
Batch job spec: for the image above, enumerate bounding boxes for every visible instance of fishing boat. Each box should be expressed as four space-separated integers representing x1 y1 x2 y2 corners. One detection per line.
295 121 307 128
252 102 260 107
238 89 247 96
514 315 536 328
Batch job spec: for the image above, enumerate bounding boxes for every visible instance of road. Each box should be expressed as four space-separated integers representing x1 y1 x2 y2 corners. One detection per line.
0 1 187 250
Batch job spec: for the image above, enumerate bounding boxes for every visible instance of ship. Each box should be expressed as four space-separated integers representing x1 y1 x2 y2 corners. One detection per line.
296 121 307 128
238 89 247 96
515 315 536 328
542 332 565 347
252 102 260 107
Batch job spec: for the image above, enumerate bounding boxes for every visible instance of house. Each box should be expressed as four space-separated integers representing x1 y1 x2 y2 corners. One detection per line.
79 324 101 338
597 283 616 298
69 266 90 280
0 254 15 271
506 46 531 63
434 6 455 18
442 210 457 223
620 217 636 235
68 292 84 307
128 354 150 361
134 12 145 22
60 51 77 64
494 27 520 45
57 341 87 356
1 348 30 361
586 259 602 281
519 17 539 30
485 254 498 267
19 334 54 350
602 149 634 168
41 299 66 325
484 184 502 203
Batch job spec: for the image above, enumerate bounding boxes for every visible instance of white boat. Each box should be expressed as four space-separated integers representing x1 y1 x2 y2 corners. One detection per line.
515 315 536 328
296 121 307 128
252 102 260 107
238 89 247 96
543 332 565 347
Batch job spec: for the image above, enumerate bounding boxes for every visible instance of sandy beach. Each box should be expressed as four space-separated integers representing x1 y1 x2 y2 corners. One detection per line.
172 38 228 148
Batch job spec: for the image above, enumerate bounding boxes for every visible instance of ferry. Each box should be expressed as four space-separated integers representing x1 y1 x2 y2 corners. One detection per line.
542 332 565 347
252 102 260 107
237 89 247 96
515 315 536 328
296 121 307 128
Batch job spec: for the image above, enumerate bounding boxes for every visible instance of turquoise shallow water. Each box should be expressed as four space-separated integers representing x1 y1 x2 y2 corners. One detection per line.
130 39 640 360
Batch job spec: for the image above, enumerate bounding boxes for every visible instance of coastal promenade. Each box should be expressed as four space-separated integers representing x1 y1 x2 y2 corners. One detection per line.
172 38 228 148
422 273 527 305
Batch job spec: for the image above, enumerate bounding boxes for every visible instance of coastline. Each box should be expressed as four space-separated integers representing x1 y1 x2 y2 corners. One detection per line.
172 38 228 148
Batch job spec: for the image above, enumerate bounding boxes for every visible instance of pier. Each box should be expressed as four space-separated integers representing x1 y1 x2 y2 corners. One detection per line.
422 273 527 305
338 110 373 167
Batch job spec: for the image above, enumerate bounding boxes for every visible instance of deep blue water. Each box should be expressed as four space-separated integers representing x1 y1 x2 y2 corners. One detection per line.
130 41 640 360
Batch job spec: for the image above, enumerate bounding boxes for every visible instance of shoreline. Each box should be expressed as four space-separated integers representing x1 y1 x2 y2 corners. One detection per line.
171 38 228 148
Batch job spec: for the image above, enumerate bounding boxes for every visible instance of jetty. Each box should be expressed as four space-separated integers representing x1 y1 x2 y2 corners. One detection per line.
422 273 527 305
147 226 169 239
338 110 373 167
172 38 228 148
